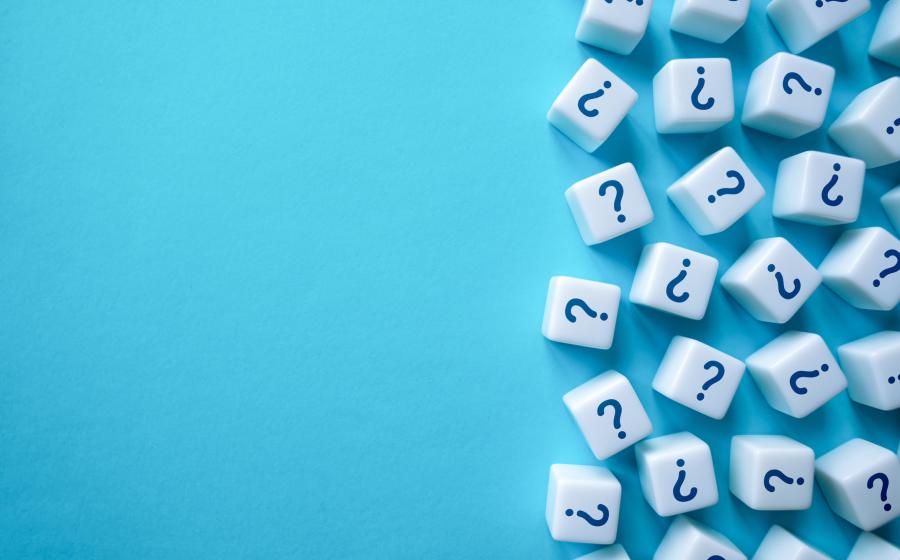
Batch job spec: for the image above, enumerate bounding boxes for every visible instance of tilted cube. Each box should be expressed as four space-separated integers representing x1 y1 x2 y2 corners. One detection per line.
565 162 654 245
629 243 719 320
635 432 718 516
669 0 750 44
730 435 814 511
575 545 631 560
847 532 900 560
869 0 900 67
542 276 621 350
772 151 865 225
546 464 621 545
819 227 900 311
653 516 745 560
828 77 900 169
576 0 653 55
752 525 831 560
837 331 900 411
767 0 870 53
653 58 734 134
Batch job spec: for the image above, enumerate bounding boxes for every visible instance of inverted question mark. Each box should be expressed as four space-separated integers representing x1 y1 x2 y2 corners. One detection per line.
767 263 802 300
872 249 900 287
764 469 805 492
565 503 610 526
690 66 715 111
866 472 892 512
597 398 626 439
789 363 829 395
665 259 692 303
672 458 698 502
578 81 613 118
696 360 725 401
888 118 900 135
599 180 626 223
707 170 745 203
782 72 823 96
820 163 843 207
565 298 608 323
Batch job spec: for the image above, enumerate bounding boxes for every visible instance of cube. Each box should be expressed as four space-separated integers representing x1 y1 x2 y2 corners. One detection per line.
745 331 847 418
667 146 765 235
767 0 870 53
548 59 638 153
869 0 900 67
741 53 835 138
883 185 900 232
815 439 900 531
819 227 900 311
837 331 900 410
546 464 622 544
563 370 653 460
635 432 718 516
653 516 745 560
653 58 734 134
751 525 831 560
542 276 621 350
575 545 631 560
828 77 900 168
772 151 865 225
669 0 750 43
730 435 815 511
720 237 821 324
576 0 653 55
629 243 719 320
565 162 654 245
652 336 745 420
847 532 900 560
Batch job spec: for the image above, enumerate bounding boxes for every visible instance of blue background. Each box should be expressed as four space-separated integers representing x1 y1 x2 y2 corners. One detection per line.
0 1 898 558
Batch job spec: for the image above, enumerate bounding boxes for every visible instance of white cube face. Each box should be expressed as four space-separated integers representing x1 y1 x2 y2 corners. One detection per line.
815 439 900 531
548 59 638 153
575 545 632 560
669 0 750 43
745 331 847 418
667 146 765 235
542 276 621 350
629 243 719 320
563 370 653 460
653 58 734 134
828 77 900 168
545 464 622 545
752 525 831 560
773 151 865 225
742 53 835 138
819 227 900 311
837 331 900 410
653 516 745 560
883 185 900 232
576 0 653 55
730 436 814 511
652 336 745 419
635 432 718 516
767 0 871 53
721 237 821 324
869 0 900 67
565 163 654 245
847 532 900 560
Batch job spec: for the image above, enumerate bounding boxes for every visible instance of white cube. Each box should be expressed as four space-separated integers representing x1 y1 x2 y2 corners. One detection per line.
730 435 814 511
667 146 765 235
629 243 719 320
815 439 900 531
772 151 865 225
653 58 734 134
548 59 638 153
767 0 870 53
635 432 718 516
576 0 653 55
837 331 900 411
563 370 653 460
653 516 745 560
720 237 821 324
751 525 831 560
669 0 750 43
546 464 622 545
745 331 847 418
741 53 835 139
883 185 900 232
869 0 900 67
565 162 654 245
819 227 900 311
652 336 745 420
847 532 900 560
542 276 621 350
829 77 900 168
575 545 631 560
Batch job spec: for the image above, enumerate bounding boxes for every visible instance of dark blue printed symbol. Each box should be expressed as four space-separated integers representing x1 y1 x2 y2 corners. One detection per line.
782 72 822 96
578 81 613 118
767 264 801 299
697 360 725 401
690 67 715 111
604 0 645 5
873 249 900 287
789 363 829 395
820 163 843 207
565 298 608 323
888 118 900 135
599 180 626 223
707 170 745 203
764 469 805 492
597 399 626 439
816 0 848 7
867 472 892 512
665 259 691 303
889 374 897 384
673 458 698 502
565 503 610 526
708 557 726 560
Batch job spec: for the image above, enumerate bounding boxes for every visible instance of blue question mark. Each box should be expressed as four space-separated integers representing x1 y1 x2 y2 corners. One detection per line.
888 118 900 135
696 360 725 401
767 263 801 299
764 469 805 492
564 504 610 526
820 163 843 207
707 170 745 203
789 363 829 395
782 72 823 96
665 259 691 303
672 458 698 502
867 472 893 512
599 180 626 223
578 81 612 118
816 0 848 7
690 66 715 111
597 399 626 440
873 249 900 287
565 298 608 323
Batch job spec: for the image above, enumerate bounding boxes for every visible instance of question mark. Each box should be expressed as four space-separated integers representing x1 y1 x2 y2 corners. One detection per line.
708 557 726 560
888 118 900 135
866 472 892 512
690 66 715 111
565 503 610 526
816 0 848 7
696 360 725 401
599 180 626 223
764 469 805 492
707 170 745 203
578 81 613 118
565 298 608 323
782 72 823 96
672 458 698 502
767 264 802 300
665 259 691 303
872 249 900 287
789 363 829 395
597 399 626 439
820 163 843 207
603 0 645 5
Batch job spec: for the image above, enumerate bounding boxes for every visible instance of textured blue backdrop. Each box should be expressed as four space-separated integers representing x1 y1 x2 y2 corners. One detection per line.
0 1 897 558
